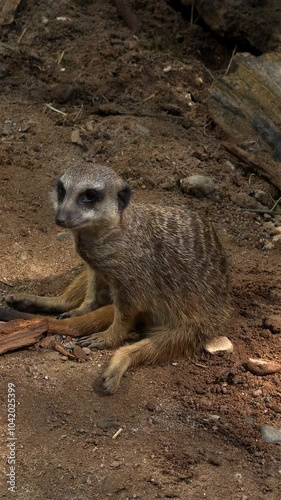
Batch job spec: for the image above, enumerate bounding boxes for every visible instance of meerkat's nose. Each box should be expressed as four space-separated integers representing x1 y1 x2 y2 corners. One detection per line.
55 209 68 227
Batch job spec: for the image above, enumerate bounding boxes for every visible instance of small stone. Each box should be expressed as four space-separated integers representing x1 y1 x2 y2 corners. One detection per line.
232 192 262 210
96 420 119 430
2 122 11 135
136 124 150 134
263 213 272 220
269 405 281 413
52 84 75 104
271 226 281 235
71 129 83 147
244 358 281 376
271 234 281 249
56 231 70 241
82 347 91 355
195 76 203 87
163 65 172 73
145 402 156 412
261 425 281 443
244 417 254 424
159 176 177 190
209 414 220 422
263 315 281 334
180 175 216 198
64 343 74 350
224 160 235 170
252 389 262 397
252 189 270 206
204 336 233 355
264 241 274 251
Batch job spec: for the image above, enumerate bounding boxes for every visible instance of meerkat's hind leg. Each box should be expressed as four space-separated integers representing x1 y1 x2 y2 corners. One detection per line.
57 273 111 320
101 324 193 394
6 270 88 315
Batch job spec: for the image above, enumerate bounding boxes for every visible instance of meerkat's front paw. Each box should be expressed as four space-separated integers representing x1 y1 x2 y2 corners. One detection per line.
6 294 36 312
101 365 123 394
77 332 111 350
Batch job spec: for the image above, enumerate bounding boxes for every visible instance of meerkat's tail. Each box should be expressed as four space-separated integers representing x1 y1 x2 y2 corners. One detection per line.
102 322 211 394
0 308 34 321
0 305 115 338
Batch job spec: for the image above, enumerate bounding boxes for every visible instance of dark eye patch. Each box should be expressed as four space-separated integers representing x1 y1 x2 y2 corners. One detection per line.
57 180 66 203
117 185 131 210
78 189 104 205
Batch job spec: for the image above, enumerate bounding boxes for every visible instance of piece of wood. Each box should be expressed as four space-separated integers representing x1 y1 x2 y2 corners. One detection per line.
209 52 281 161
0 318 48 354
222 142 281 192
39 335 56 348
53 342 76 359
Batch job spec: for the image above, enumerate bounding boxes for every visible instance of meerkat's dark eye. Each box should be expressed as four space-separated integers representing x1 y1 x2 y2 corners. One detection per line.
79 189 104 205
117 185 131 210
57 180 66 203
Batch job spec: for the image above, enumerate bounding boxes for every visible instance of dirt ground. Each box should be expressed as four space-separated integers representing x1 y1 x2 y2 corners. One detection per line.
0 1 280 499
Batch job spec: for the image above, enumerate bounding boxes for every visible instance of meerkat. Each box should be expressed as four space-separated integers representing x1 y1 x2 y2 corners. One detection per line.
2 163 232 394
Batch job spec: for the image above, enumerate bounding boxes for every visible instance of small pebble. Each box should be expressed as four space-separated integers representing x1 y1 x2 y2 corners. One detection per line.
57 231 71 241
136 124 150 134
52 84 75 104
204 336 233 354
244 358 281 376
209 414 220 422
180 175 216 198
244 417 254 425
252 389 262 397
82 347 91 355
64 343 74 350
261 425 281 443
96 420 119 430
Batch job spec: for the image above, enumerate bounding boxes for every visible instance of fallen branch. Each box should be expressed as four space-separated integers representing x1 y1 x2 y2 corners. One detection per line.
0 318 48 354
222 142 281 191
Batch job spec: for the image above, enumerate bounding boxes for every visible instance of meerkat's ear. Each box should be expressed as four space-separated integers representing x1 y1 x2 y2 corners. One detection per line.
117 184 131 210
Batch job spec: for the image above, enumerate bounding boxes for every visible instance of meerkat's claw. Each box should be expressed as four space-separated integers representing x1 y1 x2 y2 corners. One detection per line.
56 309 83 320
77 333 109 350
56 312 71 320
101 371 121 394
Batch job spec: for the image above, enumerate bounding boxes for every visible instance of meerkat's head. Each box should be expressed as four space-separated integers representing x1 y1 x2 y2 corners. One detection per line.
52 163 131 231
